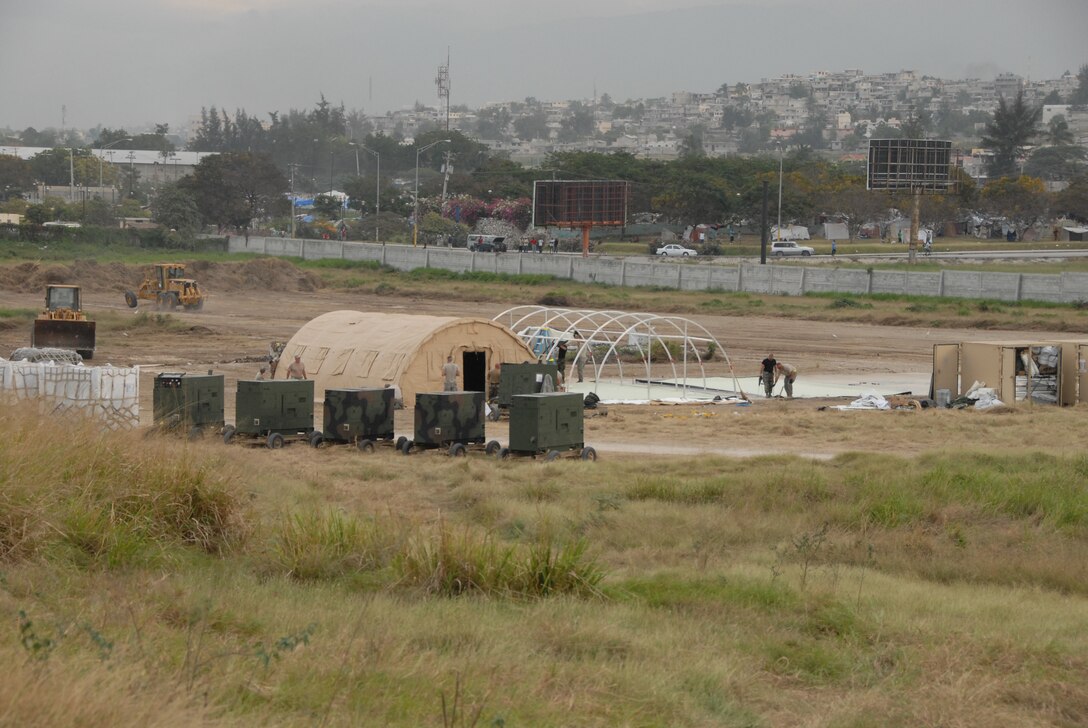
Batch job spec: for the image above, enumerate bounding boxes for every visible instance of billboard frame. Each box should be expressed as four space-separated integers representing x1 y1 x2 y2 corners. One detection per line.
867 138 955 194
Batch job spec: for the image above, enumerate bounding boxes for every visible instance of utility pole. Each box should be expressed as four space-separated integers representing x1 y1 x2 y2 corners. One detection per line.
760 180 769 265
288 163 300 239
440 150 452 202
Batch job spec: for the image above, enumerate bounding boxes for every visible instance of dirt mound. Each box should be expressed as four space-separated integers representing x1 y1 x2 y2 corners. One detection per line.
0 258 322 296
195 258 323 293
0 261 142 293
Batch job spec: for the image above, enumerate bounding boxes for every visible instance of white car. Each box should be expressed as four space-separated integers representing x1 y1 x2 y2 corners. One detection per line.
656 243 698 257
770 241 814 257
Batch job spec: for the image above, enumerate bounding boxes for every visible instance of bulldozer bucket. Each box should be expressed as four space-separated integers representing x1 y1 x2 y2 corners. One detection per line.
32 319 96 359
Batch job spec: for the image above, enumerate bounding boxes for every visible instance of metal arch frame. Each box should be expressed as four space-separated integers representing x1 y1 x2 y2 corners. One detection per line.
493 305 744 400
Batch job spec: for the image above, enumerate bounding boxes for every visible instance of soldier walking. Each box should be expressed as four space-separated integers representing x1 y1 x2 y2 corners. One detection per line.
759 353 777 398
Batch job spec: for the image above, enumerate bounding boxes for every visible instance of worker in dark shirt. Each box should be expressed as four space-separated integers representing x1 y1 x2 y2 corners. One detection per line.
759 354 777 398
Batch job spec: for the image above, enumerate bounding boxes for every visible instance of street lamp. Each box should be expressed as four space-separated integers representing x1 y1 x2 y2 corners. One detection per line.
99 138 132 189
776 142 784 242
352 142 381 243
414 139 451 247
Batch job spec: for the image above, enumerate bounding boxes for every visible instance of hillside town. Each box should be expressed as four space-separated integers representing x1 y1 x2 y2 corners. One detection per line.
368 67 1088 178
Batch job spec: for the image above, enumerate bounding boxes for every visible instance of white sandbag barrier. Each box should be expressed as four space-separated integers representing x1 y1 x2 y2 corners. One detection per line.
0 359 140 430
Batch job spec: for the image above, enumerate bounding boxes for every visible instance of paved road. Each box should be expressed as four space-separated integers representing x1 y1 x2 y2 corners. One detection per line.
634 248 1088 264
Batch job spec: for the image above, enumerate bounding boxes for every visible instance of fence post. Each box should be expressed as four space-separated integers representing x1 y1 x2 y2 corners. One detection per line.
737 263 744 293
866 268 873 294
1016 273 1023 302
620 259 626 287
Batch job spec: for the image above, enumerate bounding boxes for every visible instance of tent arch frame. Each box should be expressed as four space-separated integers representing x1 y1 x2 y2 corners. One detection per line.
493 306 746 399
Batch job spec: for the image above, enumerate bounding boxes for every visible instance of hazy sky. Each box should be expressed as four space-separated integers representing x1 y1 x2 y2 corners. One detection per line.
2 0 1086 133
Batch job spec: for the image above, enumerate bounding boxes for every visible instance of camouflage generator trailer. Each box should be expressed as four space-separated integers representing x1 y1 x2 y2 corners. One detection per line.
401 391 500 457
319 387 406 452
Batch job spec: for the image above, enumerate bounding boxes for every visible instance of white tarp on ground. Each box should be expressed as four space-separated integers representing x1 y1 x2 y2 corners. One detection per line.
823 222 849 240
0 359 140 429
771 225 810 240
834 393 890 410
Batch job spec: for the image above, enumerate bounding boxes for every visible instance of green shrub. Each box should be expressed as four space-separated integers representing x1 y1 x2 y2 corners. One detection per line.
271 510 397 580
396 522 604 598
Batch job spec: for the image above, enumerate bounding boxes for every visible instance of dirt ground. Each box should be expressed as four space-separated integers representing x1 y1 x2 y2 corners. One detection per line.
1 259 1080 459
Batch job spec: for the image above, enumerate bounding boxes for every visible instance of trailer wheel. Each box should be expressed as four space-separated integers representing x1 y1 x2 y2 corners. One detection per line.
543 449 561 462
400 439 414 455
266 432 285 449
487 407 501 422
357 439 375 453
580 446 598 462
188 425 203 441
124 290 138 308
222 425 236 445
485 440 501 456
308 431 324 448
498 447 511 460
449 442 467 458
395 436 407 451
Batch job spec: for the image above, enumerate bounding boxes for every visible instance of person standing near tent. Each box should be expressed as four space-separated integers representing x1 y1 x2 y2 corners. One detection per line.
774 361 798 399
286 355 307 380
831 240 837 257
488 362 502 399
759 354 777 398
555 340 569 383
441 355 460 391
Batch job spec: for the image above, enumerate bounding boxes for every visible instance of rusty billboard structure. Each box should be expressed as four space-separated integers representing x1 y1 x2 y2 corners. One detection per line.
532 180 629 257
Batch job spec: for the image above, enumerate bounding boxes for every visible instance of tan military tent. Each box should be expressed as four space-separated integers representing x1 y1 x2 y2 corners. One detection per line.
277 311 535 405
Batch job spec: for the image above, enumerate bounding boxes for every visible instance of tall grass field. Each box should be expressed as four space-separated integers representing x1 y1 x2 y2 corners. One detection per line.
1 401 1086 726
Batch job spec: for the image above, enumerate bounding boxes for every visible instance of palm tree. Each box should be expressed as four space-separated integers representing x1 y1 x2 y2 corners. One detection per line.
980 91 1042 178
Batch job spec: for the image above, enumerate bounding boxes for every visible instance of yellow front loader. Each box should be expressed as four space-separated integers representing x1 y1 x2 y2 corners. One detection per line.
31 285 96 359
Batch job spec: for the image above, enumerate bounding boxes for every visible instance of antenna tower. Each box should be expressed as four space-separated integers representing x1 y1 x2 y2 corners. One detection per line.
435 48 450 131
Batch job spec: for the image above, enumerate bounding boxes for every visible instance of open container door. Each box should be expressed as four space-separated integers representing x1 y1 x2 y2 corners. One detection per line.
931 344 960 401
1079 345 1088 405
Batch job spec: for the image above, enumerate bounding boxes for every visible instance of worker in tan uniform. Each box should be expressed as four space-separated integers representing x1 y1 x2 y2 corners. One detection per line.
286 355 307 380
441 355 460 391
774 361 798 399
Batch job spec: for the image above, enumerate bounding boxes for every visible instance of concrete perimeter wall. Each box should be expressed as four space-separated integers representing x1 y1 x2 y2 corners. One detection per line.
230 236 1088 304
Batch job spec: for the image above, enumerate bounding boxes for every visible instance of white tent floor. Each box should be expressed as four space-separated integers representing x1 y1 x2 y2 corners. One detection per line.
564 371 932 402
